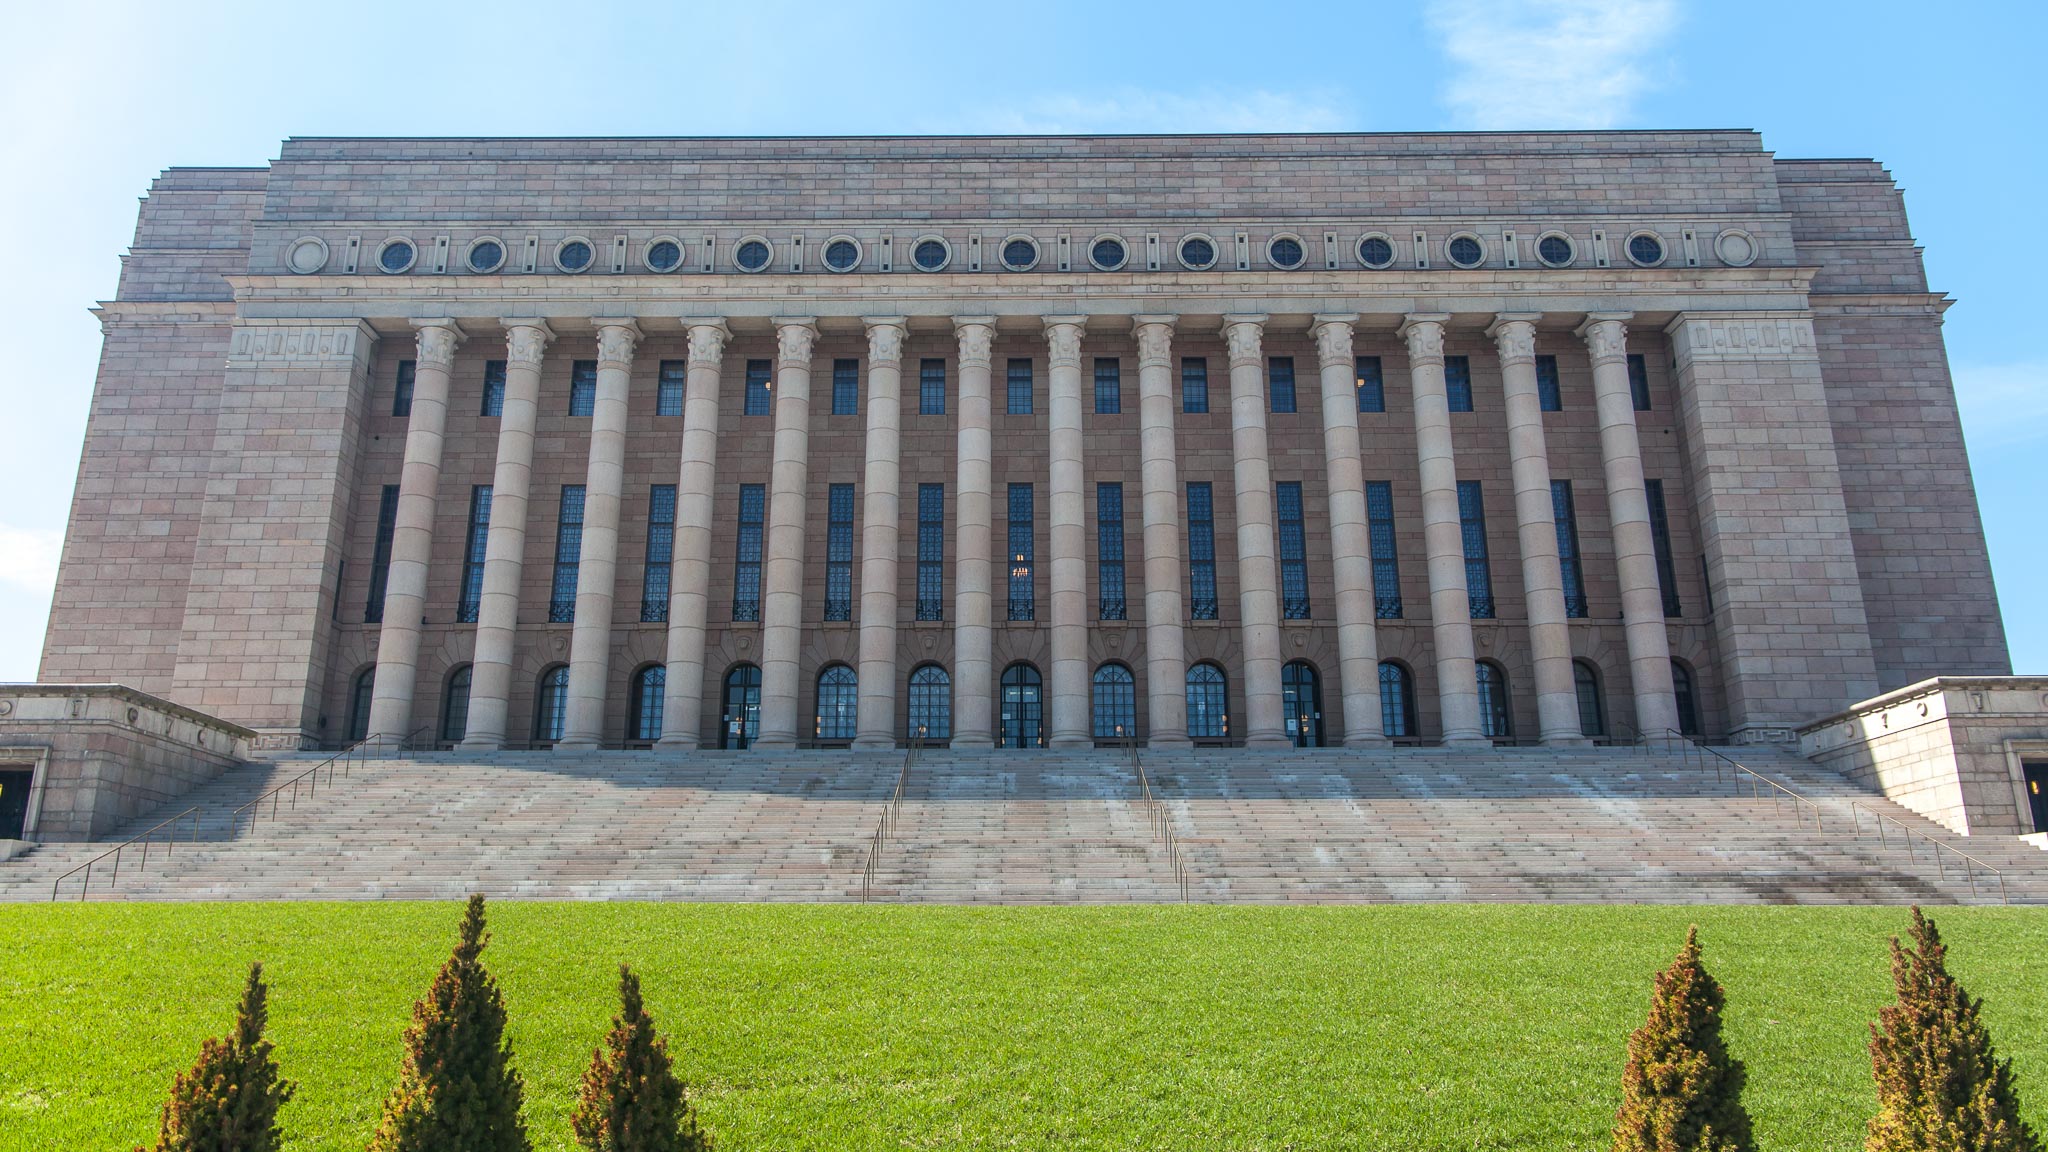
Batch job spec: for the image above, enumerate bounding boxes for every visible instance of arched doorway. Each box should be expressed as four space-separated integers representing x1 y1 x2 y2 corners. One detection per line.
907 664 952 742
1092 663 1136 740
1281 660 1323 748
346 667 375 743
1186 662 1228 741
999 663 1043 748
1378 661 1416 739
533 665 569 745
722 664 762 749
628 665 666 743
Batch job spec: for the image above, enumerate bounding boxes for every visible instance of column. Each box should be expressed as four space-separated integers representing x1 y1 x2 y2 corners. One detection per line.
366 318 464 746
1222 315 1287 748
557 319 640 749
1310 315 1387 747
463 320 551 750
754 318 818 749
853 317 907 748
1578 312 1680 736
1400 313 1487 746
1133 316 1190 748
951 317 997 748
657 321 729 749
1044 316 1091 748
1489 313 1585 745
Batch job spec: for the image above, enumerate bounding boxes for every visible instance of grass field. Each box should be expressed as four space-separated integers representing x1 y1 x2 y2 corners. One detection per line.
1 904 2043 1151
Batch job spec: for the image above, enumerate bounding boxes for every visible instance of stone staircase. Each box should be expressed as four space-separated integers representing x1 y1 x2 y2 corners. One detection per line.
5 745 2045 904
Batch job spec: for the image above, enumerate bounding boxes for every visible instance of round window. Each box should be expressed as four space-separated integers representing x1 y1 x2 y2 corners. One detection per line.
286 236 328 275
912 238 950 271
1357 235 1394 269
645 239 683 273
1001 237 1038 271
1267 235 1305 269
466 238 505 273
377 239 416 274
556 240 594 273
1536 233 1574 268
735 239 772 272
1090 236 1127 270
823 238 861 272
1178 235 1216 270
1447 235 1484 267
1627 232 1666 267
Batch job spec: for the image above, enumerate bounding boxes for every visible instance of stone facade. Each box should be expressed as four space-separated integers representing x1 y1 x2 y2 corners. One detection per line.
39 132 2008 751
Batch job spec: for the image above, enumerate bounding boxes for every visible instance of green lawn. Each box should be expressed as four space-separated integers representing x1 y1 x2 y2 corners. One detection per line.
1 904 2043 1151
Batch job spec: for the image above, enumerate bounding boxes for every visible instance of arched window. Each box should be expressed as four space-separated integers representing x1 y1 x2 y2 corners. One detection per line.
1092 663 1137 740
722 664 761 749
533 664 569 745
1573 660 1605 738
1379 661 1416 739
907 664 951 742
628 665 666 743
1477 660 1513 740
1282 660 1323 747
999 663 1043 748
1672 660 1700 737
816 664 857 742
441 665 473 744
1186 663 1228 740
346 667 376 743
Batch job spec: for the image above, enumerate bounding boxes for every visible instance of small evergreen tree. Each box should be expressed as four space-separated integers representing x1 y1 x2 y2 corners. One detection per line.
368 893 530 1152
1611 926 1754 1152
1867 907 2043 1152
144 962 295 1152
571 964 711 1152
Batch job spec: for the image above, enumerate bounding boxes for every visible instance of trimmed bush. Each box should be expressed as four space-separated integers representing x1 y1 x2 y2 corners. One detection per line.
572 964 711 1151
143 961 294 1152
1611 926 1754 1152
1867 906 2043 1152
367 894 530 1152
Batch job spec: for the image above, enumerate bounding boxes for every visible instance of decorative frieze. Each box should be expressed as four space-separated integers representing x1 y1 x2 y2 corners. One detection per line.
1666 311 1818 365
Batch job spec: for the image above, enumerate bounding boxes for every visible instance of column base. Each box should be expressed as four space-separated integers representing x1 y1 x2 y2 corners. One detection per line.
1244 734 1292 749
1440 733 1492 749
752 736 799 751
1540 734 1595 748
1049 735 1092 749
852 736 897 751
553 736 600 751
950 737 994 750
1342 734 1392 748
1147 735 1194 750
655 735 699 751
457 736 504 753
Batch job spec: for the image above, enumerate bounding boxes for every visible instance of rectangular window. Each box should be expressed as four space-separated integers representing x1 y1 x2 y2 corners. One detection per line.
641 484 676 622
743 359 772 417
1356 355 1385 413
919 358 946 416
1536 354 1562 412
569 360 597 417
1628 354 1652 412
1007 483 1035 620
1445 355 1473 413
393 360 415 418
1458 480 1494 618
458 485 492 623
1277 481 1310 619
657 360 686 417
1268 356 1297 414
1006 358 1034 415
1187 482 1218 621
916 483 945 620
1097 483 1126 620
549 485 585 623
1181 357 1209 414
1552 480 1587 618
1366 481 1401 619
364 483 400 623
1094 357 1121 415
481 359 506 417
832 358 859 416
826 483 855 621
732 484 765 621
1646 478 1682 617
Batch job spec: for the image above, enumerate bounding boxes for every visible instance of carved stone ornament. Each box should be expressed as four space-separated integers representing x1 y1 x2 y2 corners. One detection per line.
777 322 817 365
1313 320 1354 367
1401 320 1444 362
1490 321 1536 365
955 322 994 367
227 325 365 363
1044 321 1084 367
597 322 641 365
414 322 463 368
1133 321 1173 367
686 323 730 366
507 323 552 366
1223 320 1264 365
866 322 906 365
1582 318 1629 364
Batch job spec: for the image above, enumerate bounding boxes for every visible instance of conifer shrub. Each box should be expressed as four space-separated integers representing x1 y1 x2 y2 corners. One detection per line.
368 893 530 1152
142 961 294 1152
571 964 711 1152
1610 925 1754 1152
1867 906 2043 1152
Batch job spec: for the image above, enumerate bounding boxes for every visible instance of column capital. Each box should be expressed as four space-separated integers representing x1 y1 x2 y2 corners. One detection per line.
774 317 818 365
863 316 908 365
683 320 730 366
500 319 553 366
1310 314 1357 368
1220 314 1266 365
1044 316 1086 367
953 316 997 367
1485 313 1543 364
410 318 466 367
1397 313 1450 362
1574 311 1632 364
594 318 643 365
1131 315 1177 367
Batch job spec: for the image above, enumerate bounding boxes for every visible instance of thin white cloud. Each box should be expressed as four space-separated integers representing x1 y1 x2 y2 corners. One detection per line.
0 526 62 594
1427 0 1679 129
1952 360 2048 450
932 88 1355 136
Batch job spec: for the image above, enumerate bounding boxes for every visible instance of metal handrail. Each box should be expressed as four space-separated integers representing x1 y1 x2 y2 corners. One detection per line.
50 806 202 901
1121 727 1191 902
231 725 430 836
861 728 924 901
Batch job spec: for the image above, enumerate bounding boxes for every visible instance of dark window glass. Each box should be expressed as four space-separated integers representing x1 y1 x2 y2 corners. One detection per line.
1575 661 1604 738
1628 354 1651 412
916 483 945 620
570 360 597 417
482 359 506 417
1538 234 1573 266
913 239 948 271
347 668 375 742
1003 238 1037 269
1366 481 1401 619
1093 357 1121 415
817 665 858 741
394 360 415 418
1448 235 1483 267
629 666 665 742
999 663 1043 748
1097 483 1126 620
1535 354 1562 412
1645 478 1681 617
557 240 593 272
826 483 855 622
1477 661 1512 740
467 240 504 273
458 485 492 623
442 665 472 744
365 484 400 623
1277 481 1310 619
1445 355 1473 413
1181 357 1209 414
1282 660 1323 747
1269 236 1303 268
823 239 859 272
735 239 771 272
549 485 585 622
832 358 859 416
1552 480 1587 619
1672 661 1699 736
1700 554 1713 616
744 359 772 417
1187 663 1227 740
646 239 682 272
657 360 686 417
732 483 765 622
1188 482 1218 620
1356 356 1385 413
1359 235 1394 268
1008 483 1035 620
534 665 569 743
1092 664 1137 739
1628 233 1664 266
642 484 676 622
1091 238 1126 269
1180 236 1215 268
1007 358 1034 415
721 664 761 748
1379 662 1416 738
1458 480 1494 618
907 663 951 741
1268 356 1296 414
379 241 414 274
920 358 946 416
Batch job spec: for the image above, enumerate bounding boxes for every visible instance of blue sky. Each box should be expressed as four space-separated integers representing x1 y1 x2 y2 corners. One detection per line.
2 0 2042 679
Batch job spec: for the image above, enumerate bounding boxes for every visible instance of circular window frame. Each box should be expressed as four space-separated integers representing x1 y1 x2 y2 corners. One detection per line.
552 236 597 275
464 236 508 274
374 237 418 275
820 234 864 274
999 234 1040 272
1534 231 1576 269
641 235 685 274
1265 232 1308 271
1176 232 1219 271
731 234 774 274
909 234 952 273
1356 232 1396 270
285 236 329 275
1444 231 1486 269
1624 229 1668 268
1713 228 1759 268
1087 233 1129 272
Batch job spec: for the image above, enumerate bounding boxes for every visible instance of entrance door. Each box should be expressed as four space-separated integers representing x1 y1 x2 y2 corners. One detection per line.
0 769 33 840
2026 762 2048 835
999 663 1043 748
721 664 761 750
1282 660 1323 748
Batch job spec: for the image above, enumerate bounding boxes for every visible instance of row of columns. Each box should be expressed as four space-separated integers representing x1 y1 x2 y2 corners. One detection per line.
364 311 1680 751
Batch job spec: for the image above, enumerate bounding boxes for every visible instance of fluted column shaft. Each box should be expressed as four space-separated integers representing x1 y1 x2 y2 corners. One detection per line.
557 320 640 749
1223 315 1287 748
463 320 550 750
951 318 997 748
1133 316 1190 748
367 319 463 745
1310 315 1387 747
1400 313 1487 746
754 319 819 749
1044 317 1092 747
1578 313 1681 736
657 321 729 749
853 318 908 748
1490 314 1586 745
